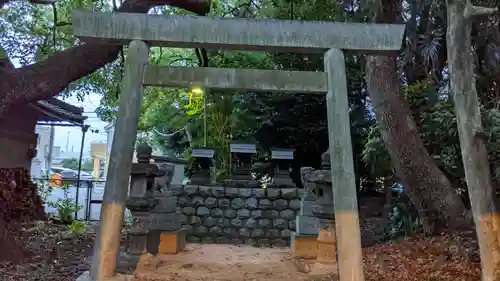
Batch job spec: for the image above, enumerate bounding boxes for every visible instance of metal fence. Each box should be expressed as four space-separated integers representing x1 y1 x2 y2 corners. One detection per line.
32 177 106 221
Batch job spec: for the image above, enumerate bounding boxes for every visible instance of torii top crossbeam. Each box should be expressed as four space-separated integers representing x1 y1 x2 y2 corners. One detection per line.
72 11 404 53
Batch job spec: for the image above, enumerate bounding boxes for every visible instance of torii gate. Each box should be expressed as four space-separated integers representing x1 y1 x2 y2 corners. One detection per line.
71 10 405 281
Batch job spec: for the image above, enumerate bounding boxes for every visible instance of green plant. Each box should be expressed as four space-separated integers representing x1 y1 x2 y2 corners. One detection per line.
47 185 83 225
68 220 85 235
385 194 422 240
215 168 229 182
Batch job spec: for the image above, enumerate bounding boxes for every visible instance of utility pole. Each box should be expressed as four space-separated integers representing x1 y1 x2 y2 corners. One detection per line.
66 131 70 152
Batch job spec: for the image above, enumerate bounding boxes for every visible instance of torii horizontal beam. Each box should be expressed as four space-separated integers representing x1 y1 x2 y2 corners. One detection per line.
72 11 405 54
143 66 327 93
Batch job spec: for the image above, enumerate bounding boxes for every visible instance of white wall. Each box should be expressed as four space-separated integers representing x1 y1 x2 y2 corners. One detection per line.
172 163 186 185
31 159 42 178
32 126 51 175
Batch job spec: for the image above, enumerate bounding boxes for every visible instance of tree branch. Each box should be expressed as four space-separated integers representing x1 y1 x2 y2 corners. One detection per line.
0 0 211 117
464 4 498 19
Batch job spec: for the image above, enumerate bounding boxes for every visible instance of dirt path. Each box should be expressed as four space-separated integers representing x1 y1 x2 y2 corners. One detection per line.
0 199 481 281
130 234 481 281
134 244 334 281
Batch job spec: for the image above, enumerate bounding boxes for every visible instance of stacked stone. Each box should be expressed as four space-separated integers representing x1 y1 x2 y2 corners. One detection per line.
169 184 302 247
310 149 337 265
118 144 161 272
296 168 319 235
291 167 319 258
150 162 186 254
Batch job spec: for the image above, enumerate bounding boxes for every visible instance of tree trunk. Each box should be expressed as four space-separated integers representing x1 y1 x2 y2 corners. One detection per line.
364 0 470 230
446 0 500 279
365 56 469 230
0 0 211 118
0 169 46 263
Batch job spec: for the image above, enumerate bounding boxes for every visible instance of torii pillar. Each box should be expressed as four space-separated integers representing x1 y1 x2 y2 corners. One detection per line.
90 40 149 281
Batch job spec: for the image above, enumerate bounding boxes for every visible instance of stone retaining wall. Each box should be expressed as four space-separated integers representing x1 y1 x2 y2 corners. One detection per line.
169 184 302 247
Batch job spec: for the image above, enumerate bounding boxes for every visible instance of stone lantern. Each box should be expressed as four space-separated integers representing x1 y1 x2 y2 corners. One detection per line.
119 144 162 269
309 149 337 265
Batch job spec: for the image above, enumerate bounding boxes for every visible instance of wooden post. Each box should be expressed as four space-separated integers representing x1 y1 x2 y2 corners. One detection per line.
90 40 149 281
446 1 500 280
324 48 364 281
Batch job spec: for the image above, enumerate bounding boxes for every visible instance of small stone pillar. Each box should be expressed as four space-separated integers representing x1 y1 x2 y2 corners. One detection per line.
291 167 320 259
150 162 186 254
119 144 160 270
189 148 215 185
310 150 337 265
270 148 295 186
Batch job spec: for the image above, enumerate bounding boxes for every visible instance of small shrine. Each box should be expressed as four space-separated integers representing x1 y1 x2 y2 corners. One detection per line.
189 147 215 185
229 142 257 181
270 148 295 186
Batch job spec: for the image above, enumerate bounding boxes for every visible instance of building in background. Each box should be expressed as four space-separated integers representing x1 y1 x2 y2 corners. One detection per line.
31 126 51 178
6 98 87 177
91 141 107 179
49 146 63 166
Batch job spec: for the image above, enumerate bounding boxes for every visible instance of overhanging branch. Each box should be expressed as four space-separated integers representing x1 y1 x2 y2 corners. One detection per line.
0 0 211 117
464 4 498 19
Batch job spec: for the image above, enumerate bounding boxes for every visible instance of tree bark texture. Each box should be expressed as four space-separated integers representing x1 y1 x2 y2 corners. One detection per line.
365 0 470 230
446 0 500 279
365 56 469 230
0 168 46 262
0 0 211 118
